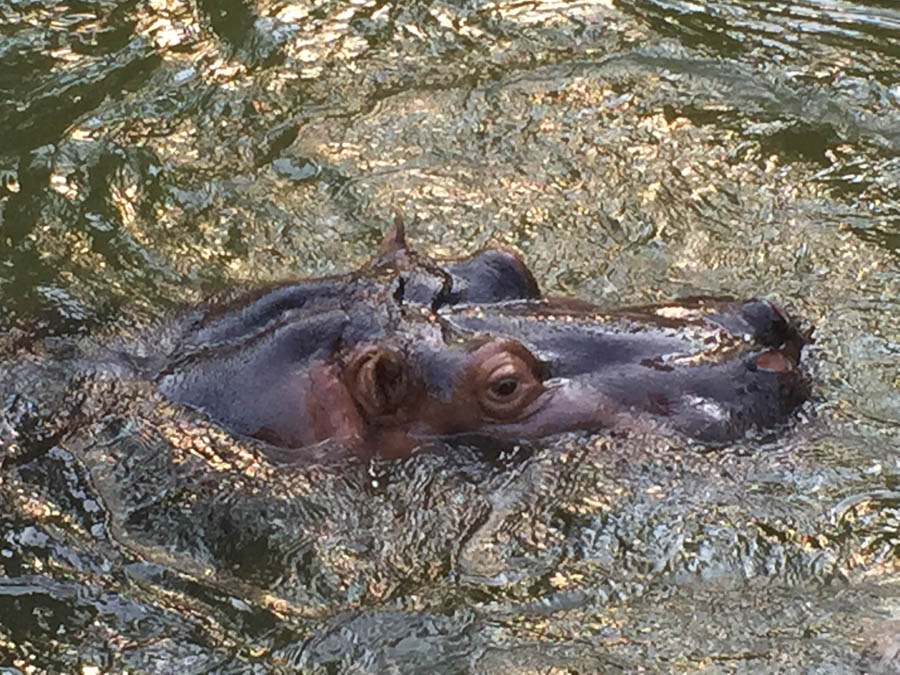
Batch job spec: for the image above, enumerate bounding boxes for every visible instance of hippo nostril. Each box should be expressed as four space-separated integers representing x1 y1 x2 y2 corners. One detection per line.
740 300 790 347
756 350 794 373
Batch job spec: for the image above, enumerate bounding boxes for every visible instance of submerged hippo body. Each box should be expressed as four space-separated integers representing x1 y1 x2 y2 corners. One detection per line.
154 225 808 459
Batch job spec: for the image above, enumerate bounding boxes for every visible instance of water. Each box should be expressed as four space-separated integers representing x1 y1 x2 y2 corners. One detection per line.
1 0 898 672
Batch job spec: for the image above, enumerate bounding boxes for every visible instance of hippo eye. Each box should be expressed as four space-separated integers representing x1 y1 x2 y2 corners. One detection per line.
345 345 409 419
491 377 519 398
471 340 545 421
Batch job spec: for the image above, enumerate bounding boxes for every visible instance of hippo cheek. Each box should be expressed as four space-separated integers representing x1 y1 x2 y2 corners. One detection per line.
462 380 629 440
201 359 367 450
296 360 367 447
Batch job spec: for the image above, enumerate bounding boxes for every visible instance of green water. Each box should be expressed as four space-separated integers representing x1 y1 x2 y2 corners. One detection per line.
1 0 898 672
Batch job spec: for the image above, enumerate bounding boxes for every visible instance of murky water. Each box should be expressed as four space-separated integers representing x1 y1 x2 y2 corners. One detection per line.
1 0 898 672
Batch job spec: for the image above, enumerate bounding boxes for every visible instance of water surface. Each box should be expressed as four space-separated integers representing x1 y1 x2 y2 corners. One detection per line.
1 0 898 672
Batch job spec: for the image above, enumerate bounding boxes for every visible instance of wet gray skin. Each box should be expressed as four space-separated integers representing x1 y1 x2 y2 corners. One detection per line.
1 0 899 672
154 227 807 459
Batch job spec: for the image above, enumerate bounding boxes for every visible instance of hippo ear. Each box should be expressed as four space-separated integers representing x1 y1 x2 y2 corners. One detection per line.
367 216 415 272
375 216 409 258
344 345 410 420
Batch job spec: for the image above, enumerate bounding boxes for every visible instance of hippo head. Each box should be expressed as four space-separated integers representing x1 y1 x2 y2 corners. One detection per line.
155 225 809 460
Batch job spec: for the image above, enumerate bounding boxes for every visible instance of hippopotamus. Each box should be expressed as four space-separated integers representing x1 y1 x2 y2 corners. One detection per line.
150 223 809 460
